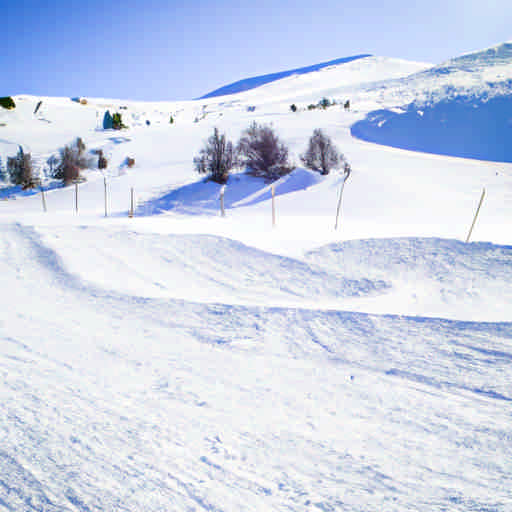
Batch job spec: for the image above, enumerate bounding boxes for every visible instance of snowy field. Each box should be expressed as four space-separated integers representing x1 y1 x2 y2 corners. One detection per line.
1 45 512 511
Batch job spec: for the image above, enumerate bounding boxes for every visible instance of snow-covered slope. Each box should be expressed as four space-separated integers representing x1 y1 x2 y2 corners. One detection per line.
351 42 512 161
199 54 372 99
1 46 512 511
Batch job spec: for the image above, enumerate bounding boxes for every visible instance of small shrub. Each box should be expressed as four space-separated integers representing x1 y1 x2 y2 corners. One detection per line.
237 122 291 181
169 115 174 124
0 96 16 110
307 104 317 111
194 127 235 184
7 146 36 189
290 104 297 112
319 97 331 109
80 98 88 105
301 129 342 175
126 157 135 168
54 138 93 185
98 150 108 170
344 100 350 111
112 112 126 129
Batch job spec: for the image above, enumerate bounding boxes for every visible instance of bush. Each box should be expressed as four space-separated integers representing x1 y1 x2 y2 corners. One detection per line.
7 146 36 189
0 96 16 110
307 104 317 111
301 129 342 175
237 122 290 181
126 157 135 168
98 150 108 170
290 104 297 112
194 127 235 184
112 112 126 129
319 97 331 109
54 138 93 185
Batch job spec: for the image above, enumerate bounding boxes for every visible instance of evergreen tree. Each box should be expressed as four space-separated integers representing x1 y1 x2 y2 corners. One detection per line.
103 110 113 129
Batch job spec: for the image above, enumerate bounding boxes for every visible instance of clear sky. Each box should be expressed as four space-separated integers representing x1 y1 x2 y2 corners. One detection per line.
2 0 511 101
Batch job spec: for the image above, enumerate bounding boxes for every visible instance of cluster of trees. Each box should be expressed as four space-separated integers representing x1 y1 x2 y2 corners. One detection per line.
291 99 350 112
194 123 348 184
0 137 96 189
103 111 126 130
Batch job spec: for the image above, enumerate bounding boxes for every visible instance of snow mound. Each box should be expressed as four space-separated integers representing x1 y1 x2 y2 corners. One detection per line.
139 168 325 216
306 237 512 321
351 42 512 162
351 95 512 162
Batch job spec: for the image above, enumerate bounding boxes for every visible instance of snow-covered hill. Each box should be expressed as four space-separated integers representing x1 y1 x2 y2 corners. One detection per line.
351 42 512 161
1 45 512 511
199 54 372 98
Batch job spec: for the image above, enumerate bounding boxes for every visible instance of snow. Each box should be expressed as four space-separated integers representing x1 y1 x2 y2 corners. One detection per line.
1 45 512 511
351 42 512 161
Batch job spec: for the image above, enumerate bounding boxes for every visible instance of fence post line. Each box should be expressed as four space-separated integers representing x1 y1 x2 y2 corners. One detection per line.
271 184 276 227
466 187 486 243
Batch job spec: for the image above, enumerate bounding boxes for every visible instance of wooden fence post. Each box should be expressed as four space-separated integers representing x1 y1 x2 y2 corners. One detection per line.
466 187 486 243
335 167 351 230
41 187 47 213
334 179 346 230
129 187 134 218
271 184 276 227
220 185 226 217
104 177 108 217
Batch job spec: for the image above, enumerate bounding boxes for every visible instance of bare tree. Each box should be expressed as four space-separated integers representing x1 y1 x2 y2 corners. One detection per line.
7 146 36 189
98 150 108 170
301 129 342 175
54 138 92 185
237 122 290 181
194 127 235 184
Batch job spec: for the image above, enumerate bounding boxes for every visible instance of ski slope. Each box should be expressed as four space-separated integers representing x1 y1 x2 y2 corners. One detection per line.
1 45 512 511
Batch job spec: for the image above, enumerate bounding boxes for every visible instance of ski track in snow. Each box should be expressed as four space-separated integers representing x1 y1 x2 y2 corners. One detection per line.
0 223 511 511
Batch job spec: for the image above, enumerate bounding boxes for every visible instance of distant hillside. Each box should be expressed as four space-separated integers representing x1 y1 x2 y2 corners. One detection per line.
199 54 371 99
351 42 512 163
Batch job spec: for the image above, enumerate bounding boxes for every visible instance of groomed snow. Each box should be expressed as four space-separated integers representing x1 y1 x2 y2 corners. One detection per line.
1 47 511 511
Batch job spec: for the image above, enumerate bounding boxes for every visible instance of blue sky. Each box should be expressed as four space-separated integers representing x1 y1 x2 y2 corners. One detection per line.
3 0 511 101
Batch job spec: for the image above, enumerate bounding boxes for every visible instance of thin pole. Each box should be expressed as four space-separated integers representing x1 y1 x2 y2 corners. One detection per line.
466 187 486 243
334 178 347 230
220 186 225 217
104 177 108 217
75 182 78 213
41 187 47 213
129 187 134 218
271 184 276 227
